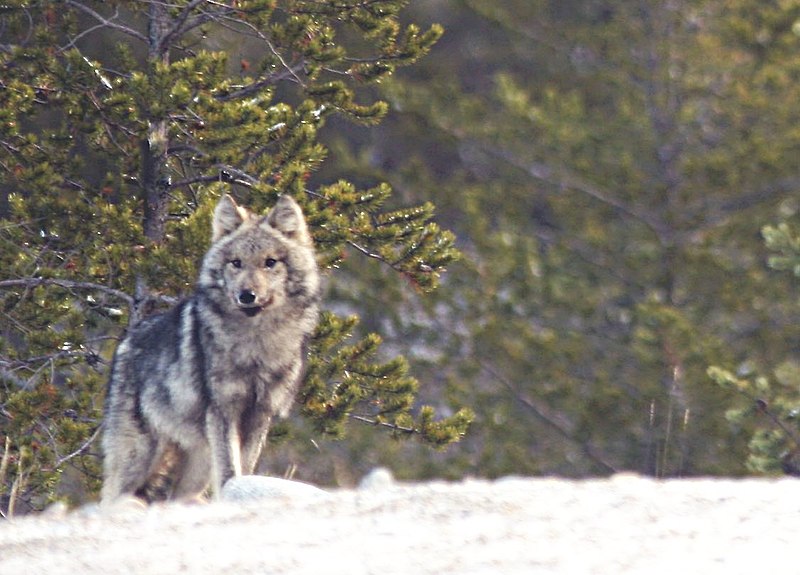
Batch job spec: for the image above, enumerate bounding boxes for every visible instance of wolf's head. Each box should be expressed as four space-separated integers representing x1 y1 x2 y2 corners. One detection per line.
199 194 320 318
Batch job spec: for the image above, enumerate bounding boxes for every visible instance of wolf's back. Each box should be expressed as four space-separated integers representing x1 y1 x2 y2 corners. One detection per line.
103 300 208 443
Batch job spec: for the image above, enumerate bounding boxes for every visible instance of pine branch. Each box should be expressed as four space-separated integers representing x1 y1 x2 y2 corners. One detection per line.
754 399 800 451
463 0 573 56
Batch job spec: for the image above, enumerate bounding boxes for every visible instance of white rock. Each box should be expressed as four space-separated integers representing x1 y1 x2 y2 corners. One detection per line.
221 475 330 503
42 501 69 518
358 467 396 491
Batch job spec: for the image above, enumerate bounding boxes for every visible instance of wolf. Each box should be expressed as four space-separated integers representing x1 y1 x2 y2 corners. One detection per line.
101 194 320 504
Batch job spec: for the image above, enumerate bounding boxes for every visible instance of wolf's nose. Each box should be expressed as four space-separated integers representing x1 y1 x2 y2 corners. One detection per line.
238 290 257 305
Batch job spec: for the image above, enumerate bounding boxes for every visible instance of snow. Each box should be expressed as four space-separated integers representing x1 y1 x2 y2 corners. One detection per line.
0 472 797 574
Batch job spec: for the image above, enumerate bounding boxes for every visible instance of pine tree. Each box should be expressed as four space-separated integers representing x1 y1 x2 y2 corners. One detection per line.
0 0 471 514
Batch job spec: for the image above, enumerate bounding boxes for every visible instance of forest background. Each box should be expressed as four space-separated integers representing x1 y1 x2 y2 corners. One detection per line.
4 0 800 514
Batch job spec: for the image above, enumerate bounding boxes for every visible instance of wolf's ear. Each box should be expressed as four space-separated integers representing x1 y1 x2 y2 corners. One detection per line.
265 195 312 245
212 194 249 242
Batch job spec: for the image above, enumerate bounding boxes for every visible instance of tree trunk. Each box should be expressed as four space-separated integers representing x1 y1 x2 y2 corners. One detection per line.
141 1 170 243
135 3 172 314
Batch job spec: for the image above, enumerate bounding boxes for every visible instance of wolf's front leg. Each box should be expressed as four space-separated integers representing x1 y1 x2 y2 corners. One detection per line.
241 414 272 475
170 443 212 501
205 408 242 497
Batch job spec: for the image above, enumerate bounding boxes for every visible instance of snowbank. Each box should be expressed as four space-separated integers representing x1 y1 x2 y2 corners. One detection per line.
0 473 796 574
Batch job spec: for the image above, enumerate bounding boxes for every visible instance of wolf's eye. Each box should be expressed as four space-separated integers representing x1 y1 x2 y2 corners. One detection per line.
264 257 277 269
230 259 242 269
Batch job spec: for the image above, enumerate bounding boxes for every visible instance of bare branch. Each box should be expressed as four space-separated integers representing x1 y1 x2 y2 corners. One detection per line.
1 6 35 52
160 0 213 50
485 145 667 240
215 64 308 102
346 240 414 277
0 348 105 372
0 436 10 500
349 413 417 435
53 425 102 470
723 177 800 213
666 177 800 249
478 360 618 474
0 278 134 310
211 6 306 88
60 7 123 52
64 1 147 44
170 164 263 190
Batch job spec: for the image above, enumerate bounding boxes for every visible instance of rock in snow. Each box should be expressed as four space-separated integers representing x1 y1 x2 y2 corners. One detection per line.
0 474 797 574
221 475 331 502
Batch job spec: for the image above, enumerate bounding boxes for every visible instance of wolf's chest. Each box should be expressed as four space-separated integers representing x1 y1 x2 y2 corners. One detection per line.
210 341 285 388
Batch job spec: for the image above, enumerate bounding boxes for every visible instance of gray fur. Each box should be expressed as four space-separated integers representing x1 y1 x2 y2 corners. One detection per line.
101 194 320 504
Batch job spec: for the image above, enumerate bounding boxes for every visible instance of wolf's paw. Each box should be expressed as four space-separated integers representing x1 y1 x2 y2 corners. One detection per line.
175 493 209 506
98 494 148 516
